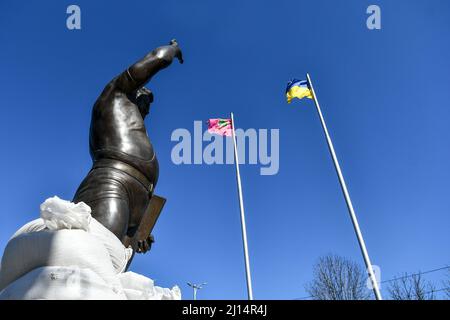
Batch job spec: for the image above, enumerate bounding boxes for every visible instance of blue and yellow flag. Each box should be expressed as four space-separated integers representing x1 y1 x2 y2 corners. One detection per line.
285 79 313 103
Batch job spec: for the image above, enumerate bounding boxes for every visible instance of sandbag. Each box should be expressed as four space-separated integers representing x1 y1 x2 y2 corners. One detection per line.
118 271 154 294
10 218 47 240
155 285 182 300
40 196 133 272
40 196 91 231
118 272 181 300
0 266 126 300
9 218 132 274
88 218 133 274
0 196 180 300
122 288 147 300
0 229 120 291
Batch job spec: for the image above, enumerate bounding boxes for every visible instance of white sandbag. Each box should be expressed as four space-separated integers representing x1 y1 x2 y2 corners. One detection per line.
9 215 132 274
121 287 181 300
10 218 47 240
155 285 181 300
42 196 132 273
0 196 178 300
118 272 181 300
118 272 155 300
40 196 91 231
122 288 147 300
0 266 126 300
87 218 133 274
0 229 120 291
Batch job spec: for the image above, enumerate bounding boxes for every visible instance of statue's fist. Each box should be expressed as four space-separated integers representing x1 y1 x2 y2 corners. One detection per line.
169 39 183 64
137 234 154 254
153 40 183 66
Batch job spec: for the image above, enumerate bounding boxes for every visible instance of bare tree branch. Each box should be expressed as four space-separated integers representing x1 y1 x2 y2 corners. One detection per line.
305 254 371 300
443 269 450 299
388 272 436 300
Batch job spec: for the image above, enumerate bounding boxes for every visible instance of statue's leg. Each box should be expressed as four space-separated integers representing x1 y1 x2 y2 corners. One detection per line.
87 197 130 242
73 166 132 241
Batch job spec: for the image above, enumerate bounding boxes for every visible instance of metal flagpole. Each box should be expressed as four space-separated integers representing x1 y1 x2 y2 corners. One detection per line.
306 73 383 300
230 112 254 300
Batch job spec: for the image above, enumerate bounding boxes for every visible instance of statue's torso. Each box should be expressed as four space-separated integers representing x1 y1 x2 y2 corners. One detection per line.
89 87 158 185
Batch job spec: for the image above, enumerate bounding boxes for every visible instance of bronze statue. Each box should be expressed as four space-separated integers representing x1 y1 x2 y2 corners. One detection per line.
73 40 183 256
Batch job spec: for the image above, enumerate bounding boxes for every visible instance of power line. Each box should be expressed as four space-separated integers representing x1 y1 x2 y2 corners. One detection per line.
425 287 449 295
379 266 450 286
294 264 450 300
385 286 450 300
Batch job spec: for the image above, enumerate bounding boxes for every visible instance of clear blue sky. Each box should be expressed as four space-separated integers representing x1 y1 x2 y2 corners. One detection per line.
0 0 449 299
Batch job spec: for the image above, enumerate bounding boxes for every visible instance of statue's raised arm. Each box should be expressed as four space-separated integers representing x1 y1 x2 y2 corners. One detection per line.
115 39 183 94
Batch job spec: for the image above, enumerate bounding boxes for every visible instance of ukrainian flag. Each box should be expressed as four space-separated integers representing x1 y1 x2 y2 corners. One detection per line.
286 79 313 103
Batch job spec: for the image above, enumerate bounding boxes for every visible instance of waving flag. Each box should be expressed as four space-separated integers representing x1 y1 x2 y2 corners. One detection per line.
207 118 232 136
286 79 313 103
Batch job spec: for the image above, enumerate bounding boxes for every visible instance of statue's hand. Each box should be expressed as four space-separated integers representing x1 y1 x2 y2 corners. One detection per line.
169 39 184 64
154 39 183 65
137 234 154 254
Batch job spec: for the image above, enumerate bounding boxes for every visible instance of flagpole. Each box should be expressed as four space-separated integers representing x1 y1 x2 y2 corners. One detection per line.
230 112 254 300
306 73 383 300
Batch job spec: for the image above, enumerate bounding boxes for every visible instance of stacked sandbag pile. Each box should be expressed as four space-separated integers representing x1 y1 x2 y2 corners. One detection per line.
0 196 181 300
